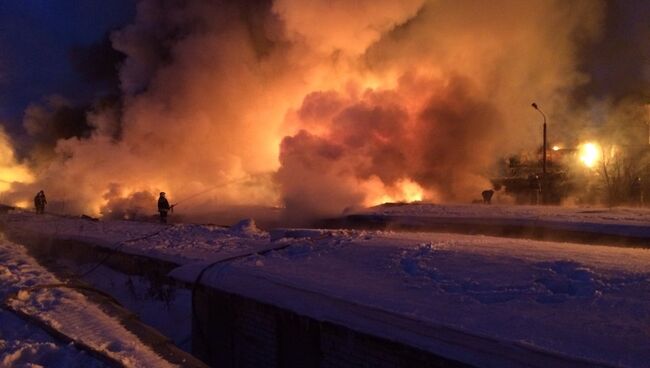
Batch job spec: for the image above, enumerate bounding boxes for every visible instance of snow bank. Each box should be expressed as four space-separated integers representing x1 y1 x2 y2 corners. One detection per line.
0 309 106 368
1 211 271 264
0 236 177 367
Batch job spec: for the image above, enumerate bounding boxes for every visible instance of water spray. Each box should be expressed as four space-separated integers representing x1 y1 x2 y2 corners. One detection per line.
168 177 251 209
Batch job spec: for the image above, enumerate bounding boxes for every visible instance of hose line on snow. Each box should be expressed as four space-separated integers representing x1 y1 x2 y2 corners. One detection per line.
189 232 339 350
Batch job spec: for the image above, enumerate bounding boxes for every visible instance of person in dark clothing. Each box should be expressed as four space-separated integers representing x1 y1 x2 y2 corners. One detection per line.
33 190 47 214
481 189 494 204
157 192 171 224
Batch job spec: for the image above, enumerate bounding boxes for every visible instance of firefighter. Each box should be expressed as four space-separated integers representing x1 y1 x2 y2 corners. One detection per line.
33 190 47 214
481 189 494 204
157 192 172 224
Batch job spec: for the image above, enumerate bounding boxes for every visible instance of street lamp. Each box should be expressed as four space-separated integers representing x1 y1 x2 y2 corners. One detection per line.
531 102 547 203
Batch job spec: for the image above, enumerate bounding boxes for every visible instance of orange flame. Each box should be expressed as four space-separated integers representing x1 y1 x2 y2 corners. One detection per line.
364 178 425 206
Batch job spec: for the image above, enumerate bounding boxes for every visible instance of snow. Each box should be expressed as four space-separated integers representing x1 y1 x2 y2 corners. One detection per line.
3 207 650 366
0 234 178 367
1 212 270 264
355 203 650 237
173 229 650 367
363 203 650 225
0 309 107 368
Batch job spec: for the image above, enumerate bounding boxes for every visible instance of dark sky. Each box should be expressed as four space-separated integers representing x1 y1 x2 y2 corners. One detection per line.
0 0 135 133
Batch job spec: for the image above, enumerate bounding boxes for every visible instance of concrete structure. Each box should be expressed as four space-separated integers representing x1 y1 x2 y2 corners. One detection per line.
191 285 467 368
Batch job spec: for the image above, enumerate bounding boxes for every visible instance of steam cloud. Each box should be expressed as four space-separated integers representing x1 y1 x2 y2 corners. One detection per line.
4 0 646 222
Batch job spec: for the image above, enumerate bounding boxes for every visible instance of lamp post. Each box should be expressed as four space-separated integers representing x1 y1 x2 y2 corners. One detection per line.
531 102 546 203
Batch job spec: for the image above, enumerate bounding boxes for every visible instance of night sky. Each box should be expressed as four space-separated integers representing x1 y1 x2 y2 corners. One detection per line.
0 0 134 134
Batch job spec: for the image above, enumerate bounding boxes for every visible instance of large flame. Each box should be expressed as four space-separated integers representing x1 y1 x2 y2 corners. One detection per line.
0 128 33 195
579 142 601 168
364 178 426 206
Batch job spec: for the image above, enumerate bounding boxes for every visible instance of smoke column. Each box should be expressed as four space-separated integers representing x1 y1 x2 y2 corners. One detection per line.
3 0 609 222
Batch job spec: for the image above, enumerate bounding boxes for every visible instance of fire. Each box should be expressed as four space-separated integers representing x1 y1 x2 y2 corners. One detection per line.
399 179 425 202
364 178 425 206
0 129 34 194
0 167 34 192
579 142 601 168
13 200 29 209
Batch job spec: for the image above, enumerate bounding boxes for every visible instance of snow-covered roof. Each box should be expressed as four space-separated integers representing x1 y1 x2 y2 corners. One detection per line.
172 228 650 367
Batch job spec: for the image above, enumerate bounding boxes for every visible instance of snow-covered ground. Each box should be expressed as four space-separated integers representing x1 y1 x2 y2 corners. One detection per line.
0 234 178 367
350 202 650 239
171 229 650 367
1 211 270 264
1 307 106 368
2 207 650 367
362 203 650 226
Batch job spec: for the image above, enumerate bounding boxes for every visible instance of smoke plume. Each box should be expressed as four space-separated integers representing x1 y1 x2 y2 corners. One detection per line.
7 0 645 222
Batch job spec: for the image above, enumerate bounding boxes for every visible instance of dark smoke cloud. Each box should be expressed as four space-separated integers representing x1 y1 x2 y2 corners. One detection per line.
69 32 126 94
23 96 93 153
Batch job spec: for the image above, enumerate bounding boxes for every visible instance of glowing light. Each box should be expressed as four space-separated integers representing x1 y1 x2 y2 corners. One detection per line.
0 130 34 193
579 142 601 168
399 179 424 202
13 200 28 209
364 178 424 206
552 145 560 151
0 167 34 192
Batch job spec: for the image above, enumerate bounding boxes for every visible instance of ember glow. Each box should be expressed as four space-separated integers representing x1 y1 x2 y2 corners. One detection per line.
12 200 29 209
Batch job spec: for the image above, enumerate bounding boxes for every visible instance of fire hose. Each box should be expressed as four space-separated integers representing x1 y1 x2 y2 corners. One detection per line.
165 176 251 210
190 232 339 352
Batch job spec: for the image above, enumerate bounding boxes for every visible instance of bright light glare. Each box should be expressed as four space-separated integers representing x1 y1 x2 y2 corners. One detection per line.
399 179 424 202
579 142 601 168
364 178 424 206
552 145 560 151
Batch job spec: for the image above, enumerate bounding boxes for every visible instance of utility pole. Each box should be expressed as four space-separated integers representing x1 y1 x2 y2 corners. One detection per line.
532 102 547 203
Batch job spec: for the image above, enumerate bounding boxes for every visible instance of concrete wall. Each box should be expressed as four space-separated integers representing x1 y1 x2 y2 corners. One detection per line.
193 285 468 368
